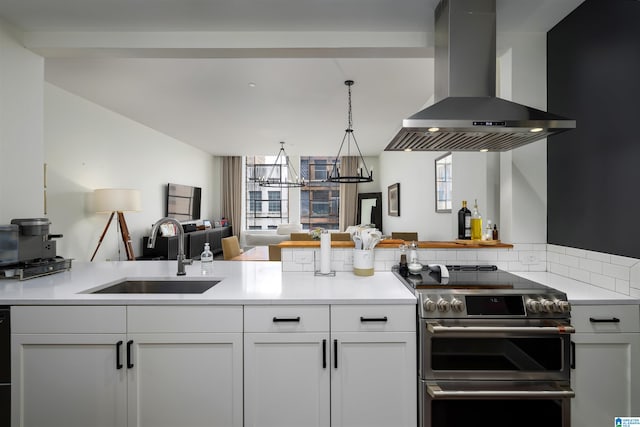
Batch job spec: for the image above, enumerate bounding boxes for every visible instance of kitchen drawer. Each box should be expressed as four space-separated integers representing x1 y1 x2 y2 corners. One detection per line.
244 305 329 332
571 305 640 333
11 306 126 334
127 305 243 333
331 305 416 332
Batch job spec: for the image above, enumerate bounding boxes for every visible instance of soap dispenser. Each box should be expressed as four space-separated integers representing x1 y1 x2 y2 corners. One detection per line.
200 243 213 275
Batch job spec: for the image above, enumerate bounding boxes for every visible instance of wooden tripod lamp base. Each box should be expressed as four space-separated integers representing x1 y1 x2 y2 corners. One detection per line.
90 211 136 261
91 188 141 262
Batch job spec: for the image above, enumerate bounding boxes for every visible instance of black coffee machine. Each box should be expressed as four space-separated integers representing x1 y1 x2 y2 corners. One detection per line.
0 218 71 280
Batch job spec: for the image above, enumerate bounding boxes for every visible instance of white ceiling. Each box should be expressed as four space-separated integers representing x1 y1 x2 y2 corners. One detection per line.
0 0 584 156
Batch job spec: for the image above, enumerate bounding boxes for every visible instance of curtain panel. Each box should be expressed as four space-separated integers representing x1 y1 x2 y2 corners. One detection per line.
222 156 242 238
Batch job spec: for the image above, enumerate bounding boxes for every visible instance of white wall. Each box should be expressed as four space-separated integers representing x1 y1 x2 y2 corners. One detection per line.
44 83 222 262
498 33 548 244
0 21 44 221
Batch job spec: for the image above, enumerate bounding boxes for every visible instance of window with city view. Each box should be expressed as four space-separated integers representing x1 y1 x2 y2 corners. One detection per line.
246 156 289 230
300 157 340 230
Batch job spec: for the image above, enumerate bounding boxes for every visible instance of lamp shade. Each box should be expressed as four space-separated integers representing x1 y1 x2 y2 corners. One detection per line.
94 188 142 213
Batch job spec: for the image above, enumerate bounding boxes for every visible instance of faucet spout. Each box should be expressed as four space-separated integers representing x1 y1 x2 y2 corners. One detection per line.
148 217 192 276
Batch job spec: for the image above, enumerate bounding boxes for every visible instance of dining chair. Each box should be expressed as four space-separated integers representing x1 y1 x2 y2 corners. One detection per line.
222 236 243 260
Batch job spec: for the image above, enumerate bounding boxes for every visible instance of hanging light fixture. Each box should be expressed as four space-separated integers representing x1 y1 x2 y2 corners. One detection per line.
257 142 306 188
326 80 373 183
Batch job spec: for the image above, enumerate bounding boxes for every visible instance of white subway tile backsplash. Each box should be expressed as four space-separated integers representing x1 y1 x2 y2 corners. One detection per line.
279 243 639 297
456 251 478 261
602 263 630 281
568 267 590 283
558 254 580 269
586 251 611 263
547 245 566 254
578 258 602 274
548 262 569 276
565 247 587 258
615 279 630 294
590 273 616 291
497 251 519 262
610 254 639 267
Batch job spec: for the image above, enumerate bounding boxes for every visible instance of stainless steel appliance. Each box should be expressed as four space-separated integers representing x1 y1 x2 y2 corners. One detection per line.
0 218 71 280
1 307 10 427
395 265 575 427
385 0 575 152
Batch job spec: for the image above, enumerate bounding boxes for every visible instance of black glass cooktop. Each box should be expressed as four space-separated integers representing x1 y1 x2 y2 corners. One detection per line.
395 265 551 291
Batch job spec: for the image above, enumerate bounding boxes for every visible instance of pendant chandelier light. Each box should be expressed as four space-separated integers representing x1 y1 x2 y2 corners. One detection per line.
257 142 306 188
326 80 373 184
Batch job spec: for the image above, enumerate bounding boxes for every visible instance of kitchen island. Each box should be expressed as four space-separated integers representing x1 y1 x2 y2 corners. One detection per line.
2 260 417 427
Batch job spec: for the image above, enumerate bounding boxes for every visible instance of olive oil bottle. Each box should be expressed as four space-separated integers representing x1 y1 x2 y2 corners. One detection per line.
470 199 483 240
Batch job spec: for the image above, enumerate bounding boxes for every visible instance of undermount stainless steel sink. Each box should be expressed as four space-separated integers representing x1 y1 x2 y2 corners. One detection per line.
90 279 220 294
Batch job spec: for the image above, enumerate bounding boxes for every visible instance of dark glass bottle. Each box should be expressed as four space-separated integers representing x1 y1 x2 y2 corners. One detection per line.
457 200 471 239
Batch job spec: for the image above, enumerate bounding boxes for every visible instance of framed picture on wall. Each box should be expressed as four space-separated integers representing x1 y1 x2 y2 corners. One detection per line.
388 183 400 216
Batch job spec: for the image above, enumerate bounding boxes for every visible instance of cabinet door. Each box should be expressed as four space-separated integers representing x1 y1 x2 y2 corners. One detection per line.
244 332 330 427
12 333 127 427
331 332 417 427
571 332 640 427
127 332 243 427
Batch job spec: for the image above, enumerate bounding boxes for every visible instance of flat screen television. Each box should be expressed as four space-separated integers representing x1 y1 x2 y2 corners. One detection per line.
166 183 202 221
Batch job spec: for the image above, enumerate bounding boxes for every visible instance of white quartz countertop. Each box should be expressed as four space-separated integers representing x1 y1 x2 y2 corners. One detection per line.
513 271 640 305
1 261 637 306
0 261 416 305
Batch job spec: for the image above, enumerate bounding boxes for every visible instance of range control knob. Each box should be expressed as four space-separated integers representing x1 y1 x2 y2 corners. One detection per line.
556 300 571 313
423 297 437 312
450 297 464 312
526 298 542 314
437 298 450 312
540 299 556 313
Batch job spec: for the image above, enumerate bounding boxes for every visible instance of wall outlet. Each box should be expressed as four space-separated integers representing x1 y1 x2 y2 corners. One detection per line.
522 254 538 265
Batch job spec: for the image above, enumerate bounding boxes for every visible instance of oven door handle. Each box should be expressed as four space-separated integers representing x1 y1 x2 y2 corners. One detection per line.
427 384 575 399
426 323 575 334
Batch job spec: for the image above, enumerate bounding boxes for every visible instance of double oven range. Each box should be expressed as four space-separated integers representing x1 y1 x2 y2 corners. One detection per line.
395 265 575 427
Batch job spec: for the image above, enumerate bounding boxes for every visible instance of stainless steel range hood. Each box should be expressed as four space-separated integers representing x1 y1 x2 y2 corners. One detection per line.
385 0 575 152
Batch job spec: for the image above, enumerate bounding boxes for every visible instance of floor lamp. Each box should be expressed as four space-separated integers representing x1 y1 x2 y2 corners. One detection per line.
91 188 142 261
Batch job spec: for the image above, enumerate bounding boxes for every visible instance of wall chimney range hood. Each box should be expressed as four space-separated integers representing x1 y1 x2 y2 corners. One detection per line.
385 0 575 152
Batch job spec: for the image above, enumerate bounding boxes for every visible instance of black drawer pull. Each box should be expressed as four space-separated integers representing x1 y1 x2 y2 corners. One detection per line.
116 341 123 370
272 316 301 323
334 339 338 369
126 340 134 369
360 316 388 322
589 317 620 323
322 339 327 369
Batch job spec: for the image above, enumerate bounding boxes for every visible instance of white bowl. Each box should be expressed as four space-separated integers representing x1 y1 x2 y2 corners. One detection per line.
408 263 423 274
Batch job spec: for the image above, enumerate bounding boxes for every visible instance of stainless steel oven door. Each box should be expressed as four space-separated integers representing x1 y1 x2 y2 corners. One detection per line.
419 319 574 381
420 380 573 427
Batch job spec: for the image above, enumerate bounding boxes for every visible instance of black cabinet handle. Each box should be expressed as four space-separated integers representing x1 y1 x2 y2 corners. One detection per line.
589 317 620 323
116 340 123 370
322 339 327 369
272 317 301 323
334 339 338 369
570 341 576 369
126 340 134 369
360 316 388 322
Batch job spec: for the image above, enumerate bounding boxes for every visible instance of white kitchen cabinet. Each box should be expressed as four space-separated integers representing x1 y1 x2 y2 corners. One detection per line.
331 305 417 427
11 305 243 427
11 306 128 427
126 306 243 427
570 304 640 427
244 304 417 427
244 305 331 427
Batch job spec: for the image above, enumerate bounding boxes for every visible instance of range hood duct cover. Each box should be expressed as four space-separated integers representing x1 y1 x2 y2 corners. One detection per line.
385 0 575 152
